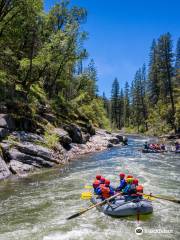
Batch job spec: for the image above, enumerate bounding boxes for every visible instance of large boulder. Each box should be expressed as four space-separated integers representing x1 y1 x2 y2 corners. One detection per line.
0 128 9 140
64 124 83 144
108 137 120 145
82 133 91 144
11 131 44 143
12 142 60 164
0 150 11 180
9 160 35 175
8 148 54 168
54 128 72 145
0 114 15 130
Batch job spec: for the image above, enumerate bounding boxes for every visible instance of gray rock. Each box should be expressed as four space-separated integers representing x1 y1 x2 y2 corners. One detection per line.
82 133 91 143
0 104 7 113
64 124 83 144
107 143 114 148
54 128 72 145
42 113 57 123
8 148 54 168
86 123 96 136
0 114 15 130
14 142 60 164
11 131 44 143
0 128 9 139
122 136 128 145
9 160 35 175
109 137 120 145
114 134 124 142
0 152 11 180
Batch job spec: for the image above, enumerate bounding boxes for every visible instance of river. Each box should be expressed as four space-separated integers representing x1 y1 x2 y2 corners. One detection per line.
0 136 180 240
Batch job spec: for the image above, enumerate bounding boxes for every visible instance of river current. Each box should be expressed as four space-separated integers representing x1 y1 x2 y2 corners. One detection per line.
0 136 180 240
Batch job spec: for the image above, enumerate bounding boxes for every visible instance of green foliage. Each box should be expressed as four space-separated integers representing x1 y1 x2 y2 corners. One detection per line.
108 33 179 135
0 0 110 133
78 98 111 129
44 125 59 149
147 102 172 135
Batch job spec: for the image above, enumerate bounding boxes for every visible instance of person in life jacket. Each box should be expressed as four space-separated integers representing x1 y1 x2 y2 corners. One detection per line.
122 178 134 195
175 141 180 151
160 143 166 151
144 142 149 150
99 177 105 186
97 179 114 200
126 175 133 180
116 172 127 192
92 175 102 194
130 178 139 196
135 185 144 199
92 175 101 187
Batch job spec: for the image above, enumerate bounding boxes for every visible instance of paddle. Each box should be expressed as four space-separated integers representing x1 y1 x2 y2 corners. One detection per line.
67 192 122 220
81 191 92 200
84 185 93 189
139 193 180 204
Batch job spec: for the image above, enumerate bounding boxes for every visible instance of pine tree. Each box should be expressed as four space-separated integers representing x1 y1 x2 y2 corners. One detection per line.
148 40 159 104
111 78 120 128
123 81 130 127
102 92 110 118
175 38 180 85
157 33 176 132
140 64 148 130
118 88 124 129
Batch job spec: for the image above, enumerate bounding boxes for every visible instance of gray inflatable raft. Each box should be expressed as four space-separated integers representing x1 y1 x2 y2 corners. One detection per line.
142 149 166 153
90 197 153 217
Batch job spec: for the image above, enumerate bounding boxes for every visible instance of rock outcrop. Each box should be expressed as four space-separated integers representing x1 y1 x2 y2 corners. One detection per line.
0 124 127 180
0 149 11 180
0 114 15 140
64 124 83 144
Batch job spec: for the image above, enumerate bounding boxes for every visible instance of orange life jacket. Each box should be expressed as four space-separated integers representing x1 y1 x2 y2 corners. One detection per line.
100 185 110 199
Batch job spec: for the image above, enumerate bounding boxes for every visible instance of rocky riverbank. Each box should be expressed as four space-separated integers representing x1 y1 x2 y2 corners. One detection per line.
0 114 127 180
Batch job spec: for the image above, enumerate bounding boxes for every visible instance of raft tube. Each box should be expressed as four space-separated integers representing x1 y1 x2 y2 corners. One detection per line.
90 197 153 217
142 149 167 153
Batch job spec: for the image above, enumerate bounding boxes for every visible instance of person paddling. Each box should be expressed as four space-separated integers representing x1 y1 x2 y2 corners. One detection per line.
116 172 127 192
99 177 106 186
175 141 180 152
144 142 149 150
97 179 114 200
131 178 139 194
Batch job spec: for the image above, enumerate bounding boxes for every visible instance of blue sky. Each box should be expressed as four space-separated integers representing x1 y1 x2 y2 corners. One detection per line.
44 0 180 97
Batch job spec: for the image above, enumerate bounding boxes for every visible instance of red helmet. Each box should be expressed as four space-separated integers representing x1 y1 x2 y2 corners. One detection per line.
96 175 101 180
93 180 100 188
127 175 133 179
133 178 139 185
100 177 105 183
136 185 143 193
105 179 110 186
119 173 125 178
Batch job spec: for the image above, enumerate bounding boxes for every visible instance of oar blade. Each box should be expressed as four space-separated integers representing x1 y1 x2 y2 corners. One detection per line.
84 185 93 189
67 212 82 220
81 192 92 200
